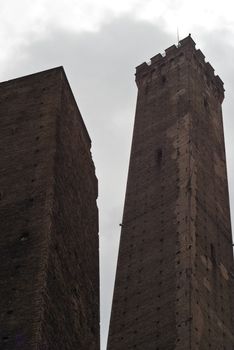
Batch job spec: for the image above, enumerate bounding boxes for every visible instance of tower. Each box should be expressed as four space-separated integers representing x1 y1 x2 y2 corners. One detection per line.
0 68 99 349
107 36 234 349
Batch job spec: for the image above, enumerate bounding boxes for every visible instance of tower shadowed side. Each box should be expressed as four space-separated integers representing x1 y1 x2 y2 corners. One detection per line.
0 67 99 350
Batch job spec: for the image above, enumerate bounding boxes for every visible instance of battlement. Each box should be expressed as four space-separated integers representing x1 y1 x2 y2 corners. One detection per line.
135 34 224 100
135 34 196 76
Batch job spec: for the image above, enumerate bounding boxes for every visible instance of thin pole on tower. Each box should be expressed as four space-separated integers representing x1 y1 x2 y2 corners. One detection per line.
177 27 180 45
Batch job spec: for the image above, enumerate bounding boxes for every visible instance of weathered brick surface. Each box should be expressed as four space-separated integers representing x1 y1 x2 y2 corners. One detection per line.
107 36 234 349
0 67 99 350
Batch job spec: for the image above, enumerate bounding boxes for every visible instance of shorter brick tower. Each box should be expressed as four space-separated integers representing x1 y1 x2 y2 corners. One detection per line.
0 68 99 349
107 36 234 349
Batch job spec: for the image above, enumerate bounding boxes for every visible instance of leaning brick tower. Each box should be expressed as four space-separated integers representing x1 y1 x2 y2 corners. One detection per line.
107 35 234 349
0 67 99 350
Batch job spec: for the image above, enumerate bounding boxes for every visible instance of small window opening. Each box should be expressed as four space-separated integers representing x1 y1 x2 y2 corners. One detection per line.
20 232 29 241
157 148 163 164
161 75 166 84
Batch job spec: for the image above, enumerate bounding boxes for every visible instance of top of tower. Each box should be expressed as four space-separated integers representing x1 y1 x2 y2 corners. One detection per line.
179 33 196 48
0 67 92 146
135 34 224 101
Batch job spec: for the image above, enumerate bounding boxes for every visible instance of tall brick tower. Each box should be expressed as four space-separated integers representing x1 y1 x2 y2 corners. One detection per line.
107 35 234 349
0 68 99 349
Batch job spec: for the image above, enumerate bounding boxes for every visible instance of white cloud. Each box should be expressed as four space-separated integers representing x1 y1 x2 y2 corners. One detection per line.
137 0 234 37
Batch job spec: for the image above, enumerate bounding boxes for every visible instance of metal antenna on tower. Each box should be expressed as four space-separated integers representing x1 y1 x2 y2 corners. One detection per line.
177 27 180 46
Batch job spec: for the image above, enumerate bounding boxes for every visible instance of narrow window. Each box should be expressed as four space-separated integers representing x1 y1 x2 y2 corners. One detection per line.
210 243 216 264
204 97 209 109
157 148 163 164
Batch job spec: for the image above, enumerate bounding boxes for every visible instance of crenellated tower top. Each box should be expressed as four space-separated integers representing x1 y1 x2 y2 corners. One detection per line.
135 34 224 103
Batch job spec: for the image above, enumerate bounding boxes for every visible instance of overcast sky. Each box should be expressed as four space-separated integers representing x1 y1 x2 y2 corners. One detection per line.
1 1 234 349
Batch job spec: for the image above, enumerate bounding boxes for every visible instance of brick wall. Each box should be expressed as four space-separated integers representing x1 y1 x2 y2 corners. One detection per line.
0 68 99 350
